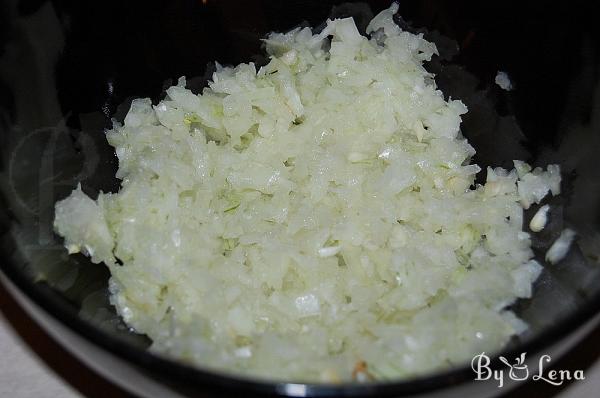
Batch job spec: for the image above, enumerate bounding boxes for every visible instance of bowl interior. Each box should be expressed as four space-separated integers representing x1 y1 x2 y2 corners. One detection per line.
1 0 600 391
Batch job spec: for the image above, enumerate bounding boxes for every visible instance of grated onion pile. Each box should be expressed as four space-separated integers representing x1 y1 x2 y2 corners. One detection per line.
54 4 561 382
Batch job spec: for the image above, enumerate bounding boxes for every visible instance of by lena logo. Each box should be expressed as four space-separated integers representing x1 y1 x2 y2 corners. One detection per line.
471 352 585 388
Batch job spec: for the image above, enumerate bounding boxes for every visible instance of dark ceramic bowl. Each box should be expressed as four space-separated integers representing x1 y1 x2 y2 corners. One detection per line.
1 0 600 397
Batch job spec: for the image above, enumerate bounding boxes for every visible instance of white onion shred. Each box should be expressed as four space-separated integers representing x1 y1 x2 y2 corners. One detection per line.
529 204 550 232
546 229 576 264
495 71 513 91
53 5 564 382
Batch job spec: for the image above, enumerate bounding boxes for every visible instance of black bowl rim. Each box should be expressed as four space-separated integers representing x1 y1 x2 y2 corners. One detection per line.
2 248 600 397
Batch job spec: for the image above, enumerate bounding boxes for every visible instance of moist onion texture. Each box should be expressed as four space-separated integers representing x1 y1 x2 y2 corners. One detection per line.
54 4 561 382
